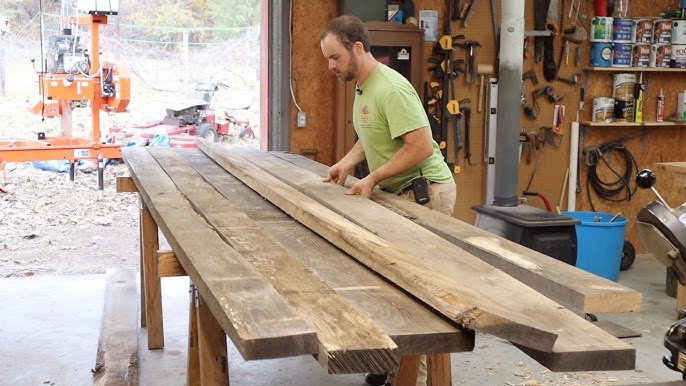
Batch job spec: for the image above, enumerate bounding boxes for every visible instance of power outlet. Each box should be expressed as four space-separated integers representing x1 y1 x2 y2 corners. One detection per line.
297 111 307 128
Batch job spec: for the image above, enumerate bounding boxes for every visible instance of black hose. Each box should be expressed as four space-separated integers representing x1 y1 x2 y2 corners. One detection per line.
586 141 638 211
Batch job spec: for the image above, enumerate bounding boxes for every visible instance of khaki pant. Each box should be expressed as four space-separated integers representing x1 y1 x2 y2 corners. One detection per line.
393 181 456 385
398 181 457 216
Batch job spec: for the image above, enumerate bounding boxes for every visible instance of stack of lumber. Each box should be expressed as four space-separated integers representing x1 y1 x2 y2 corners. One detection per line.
123 141 643 374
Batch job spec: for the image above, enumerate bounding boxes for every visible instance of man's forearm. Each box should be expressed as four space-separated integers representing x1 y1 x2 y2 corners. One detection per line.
339 140 366 167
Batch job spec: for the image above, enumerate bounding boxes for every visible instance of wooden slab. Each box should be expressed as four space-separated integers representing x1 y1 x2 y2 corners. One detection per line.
270 151 642 315
122 147 318 360
149 147 399 374
92 268 138 386
179 148 474 356
197 142 635 371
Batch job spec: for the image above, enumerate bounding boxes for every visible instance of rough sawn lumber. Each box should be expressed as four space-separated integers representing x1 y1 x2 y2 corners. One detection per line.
149 147 400 374
179 148 475 356
122 147 318 360
197 142 636 371
92 268 138 386
270 151 642 315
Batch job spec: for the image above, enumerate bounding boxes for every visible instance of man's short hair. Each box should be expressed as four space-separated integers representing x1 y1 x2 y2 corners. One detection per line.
320 15 370 52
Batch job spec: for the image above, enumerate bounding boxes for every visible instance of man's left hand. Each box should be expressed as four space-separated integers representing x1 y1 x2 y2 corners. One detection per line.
345 175 376 198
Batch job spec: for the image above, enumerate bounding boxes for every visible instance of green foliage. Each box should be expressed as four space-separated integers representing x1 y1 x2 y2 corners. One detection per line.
0 0 59 33
1 0 260 43
208 0 260 39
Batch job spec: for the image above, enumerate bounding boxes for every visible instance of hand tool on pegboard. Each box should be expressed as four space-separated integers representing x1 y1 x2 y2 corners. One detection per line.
461 101 477 166
519 130 537 165
451 0 460 21
489 0 500 59
522 69 539 85
423 81 442 142
435 0 458 160
449 97 469 174
462 0 478 27
543 0 560 82
534 0 552 62
477 64 494 112
525 126 562 191
463 41 481 84
447 63 465 173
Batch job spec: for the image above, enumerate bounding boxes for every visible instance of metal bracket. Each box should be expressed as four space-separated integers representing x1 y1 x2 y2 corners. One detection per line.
190 282 204 308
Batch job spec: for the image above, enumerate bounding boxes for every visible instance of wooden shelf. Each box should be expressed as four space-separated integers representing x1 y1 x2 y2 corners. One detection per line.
584 67 686 72
580 121 686 127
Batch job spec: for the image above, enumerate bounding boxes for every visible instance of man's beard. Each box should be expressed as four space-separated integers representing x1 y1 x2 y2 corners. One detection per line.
338 54 358 82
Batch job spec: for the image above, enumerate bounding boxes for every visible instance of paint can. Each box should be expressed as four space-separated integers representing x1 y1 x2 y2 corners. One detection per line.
650 43 672 67
612 73 636 100
633 18 654 43
593 97 615 122
672 20 686 44
590 42 613 67
613 18 634 42
678 91 686 120
671 44 686 68
591 16 614 42
632 43 651 67
614 99 635 122
654 19 674 44
612 43 633 67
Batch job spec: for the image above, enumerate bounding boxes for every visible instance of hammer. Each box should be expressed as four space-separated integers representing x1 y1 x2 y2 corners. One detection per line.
477 64 493 112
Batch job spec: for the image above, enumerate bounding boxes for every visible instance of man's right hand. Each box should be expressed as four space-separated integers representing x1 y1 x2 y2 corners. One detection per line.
323 162 351 186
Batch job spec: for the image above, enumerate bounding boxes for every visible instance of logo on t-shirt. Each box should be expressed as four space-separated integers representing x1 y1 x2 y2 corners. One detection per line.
361 105 369 125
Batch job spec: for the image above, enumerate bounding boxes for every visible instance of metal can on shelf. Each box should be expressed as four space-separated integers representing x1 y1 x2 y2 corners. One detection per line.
591 42 613 67
671 44 686 68
614 99 635 122
654 19 674 44
613 73 636 100
650 43 672 67
613 18 634 43
593 97 615 122
632 43 651 67
633 18 654 43
612 43 633 67
672 20 686 44
591 16 614 42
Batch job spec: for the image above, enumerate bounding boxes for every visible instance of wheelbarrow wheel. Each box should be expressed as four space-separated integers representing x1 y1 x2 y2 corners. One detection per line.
196 123 218 142
620 240 636 271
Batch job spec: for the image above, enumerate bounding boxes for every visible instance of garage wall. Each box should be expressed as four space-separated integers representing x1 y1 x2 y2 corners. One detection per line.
288 0 686 251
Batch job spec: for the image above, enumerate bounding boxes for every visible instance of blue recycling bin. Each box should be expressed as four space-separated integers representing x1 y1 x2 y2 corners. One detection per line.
562 211 627 281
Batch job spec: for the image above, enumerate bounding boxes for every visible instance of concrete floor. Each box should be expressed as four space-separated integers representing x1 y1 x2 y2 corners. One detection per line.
1 255 686 385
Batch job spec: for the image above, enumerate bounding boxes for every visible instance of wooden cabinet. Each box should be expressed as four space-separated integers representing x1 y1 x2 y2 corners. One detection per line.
333 21 424 161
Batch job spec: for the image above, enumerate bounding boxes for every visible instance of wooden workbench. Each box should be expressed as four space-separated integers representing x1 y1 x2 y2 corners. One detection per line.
122 145 642 385
122 147 475 386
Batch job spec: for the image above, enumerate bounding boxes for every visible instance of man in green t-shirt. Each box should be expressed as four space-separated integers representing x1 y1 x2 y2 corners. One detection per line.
320 15 457 386
320 15 456 217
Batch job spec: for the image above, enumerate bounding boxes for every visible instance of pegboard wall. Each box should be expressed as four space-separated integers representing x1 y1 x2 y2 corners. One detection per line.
289 0 686 251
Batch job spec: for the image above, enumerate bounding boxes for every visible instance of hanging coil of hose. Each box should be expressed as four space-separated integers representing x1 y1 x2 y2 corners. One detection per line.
586 141 638 211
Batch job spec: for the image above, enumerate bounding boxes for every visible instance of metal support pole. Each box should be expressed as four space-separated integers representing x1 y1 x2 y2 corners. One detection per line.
494 0 525 207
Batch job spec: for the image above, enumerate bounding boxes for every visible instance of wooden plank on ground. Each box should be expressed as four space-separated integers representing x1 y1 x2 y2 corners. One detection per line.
92 268 138 386
270 151 642 314
197 142 635 371
150 147 400 374
122 147 317 360
180 148 475 356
